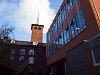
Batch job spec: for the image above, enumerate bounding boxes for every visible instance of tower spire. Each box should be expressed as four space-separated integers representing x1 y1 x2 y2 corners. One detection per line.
37 11 39 24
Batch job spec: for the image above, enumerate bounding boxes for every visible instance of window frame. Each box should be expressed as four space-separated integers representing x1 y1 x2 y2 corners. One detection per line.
63 29 69 44
29 49 34 64
10 48 16 60
91 47 100 66
19 48 26 61
79 9 86 30
67 0 76 12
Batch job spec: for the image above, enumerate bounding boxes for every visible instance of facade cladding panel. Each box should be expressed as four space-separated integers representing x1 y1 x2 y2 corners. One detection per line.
66 43 89 75
66 34 100 75
84 35 100 75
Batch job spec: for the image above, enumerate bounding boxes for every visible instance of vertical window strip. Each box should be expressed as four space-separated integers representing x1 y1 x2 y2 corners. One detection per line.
79 9 86 29
67 0 76 12
19 49 25 61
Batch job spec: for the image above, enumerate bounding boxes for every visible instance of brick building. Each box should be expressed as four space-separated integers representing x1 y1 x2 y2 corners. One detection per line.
0 24 47 75
46 0 100 75
31 24 44 43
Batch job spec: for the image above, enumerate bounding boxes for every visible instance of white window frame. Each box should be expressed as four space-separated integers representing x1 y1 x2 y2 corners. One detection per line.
19 49 25 61
91 49 100 66
29 49 34 64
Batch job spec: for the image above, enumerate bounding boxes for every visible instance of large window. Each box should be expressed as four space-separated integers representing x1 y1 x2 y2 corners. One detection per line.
47 32 50 42
75 12 81 32
61 4 67 22
29 49 34 64
70 17 78 37
59 32 64 48
73 15 80 34
57 14 62 27
10 48 16 60
75 9 86 32
63 29 69 44
67 0 76 12
38 50 43 64
79 9 86 29
91 46 100 66
54 21 58 33
19 49 25 61
55 39 59 50
70 21 76 37
71 9 86 37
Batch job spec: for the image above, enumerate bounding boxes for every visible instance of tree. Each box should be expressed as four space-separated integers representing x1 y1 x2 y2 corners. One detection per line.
0 24 14 41
0 24 15 55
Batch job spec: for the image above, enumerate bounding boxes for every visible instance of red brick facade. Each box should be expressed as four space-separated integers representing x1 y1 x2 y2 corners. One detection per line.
0 41 47 75
46 0 100 75
0 23 46 75
31 24 44 43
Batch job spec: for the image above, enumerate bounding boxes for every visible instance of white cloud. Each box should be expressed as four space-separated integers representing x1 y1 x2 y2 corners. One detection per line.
0 0 56 42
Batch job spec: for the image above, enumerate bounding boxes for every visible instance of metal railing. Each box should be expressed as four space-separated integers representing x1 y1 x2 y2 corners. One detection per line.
16 61 28 75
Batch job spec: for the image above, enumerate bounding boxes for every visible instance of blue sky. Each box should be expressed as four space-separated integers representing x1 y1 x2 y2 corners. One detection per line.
50 0 63 12
0 0 63 43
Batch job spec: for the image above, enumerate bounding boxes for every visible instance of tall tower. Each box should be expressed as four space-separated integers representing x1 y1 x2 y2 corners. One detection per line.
31 24 44 43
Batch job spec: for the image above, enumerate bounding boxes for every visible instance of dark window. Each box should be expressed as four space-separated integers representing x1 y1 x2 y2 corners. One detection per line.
70 20 76 37
91 46 100 66
38 27 41 30
38 50 43 64
58 32 64 48
10 48 16 60
55 39 59 50
47 32 50 42
34 27 37 29
75 12 81 31
19 49 25 61
48 46 51 57
67 0 76 12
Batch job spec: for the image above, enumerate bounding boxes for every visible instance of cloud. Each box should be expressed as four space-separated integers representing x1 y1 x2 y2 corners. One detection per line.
0 0 56 42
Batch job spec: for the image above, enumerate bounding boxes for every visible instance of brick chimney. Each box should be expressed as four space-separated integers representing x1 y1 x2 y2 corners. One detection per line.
31 24 44 43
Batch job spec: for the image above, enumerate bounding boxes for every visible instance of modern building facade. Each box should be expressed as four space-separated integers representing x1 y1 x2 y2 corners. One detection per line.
46 0 100 75
0 24 47 75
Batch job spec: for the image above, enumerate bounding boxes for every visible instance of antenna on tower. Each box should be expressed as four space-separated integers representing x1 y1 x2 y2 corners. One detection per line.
37 11 39 25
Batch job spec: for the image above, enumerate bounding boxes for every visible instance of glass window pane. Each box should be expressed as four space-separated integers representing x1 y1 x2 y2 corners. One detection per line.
29 57 34 64
93 46 100 64
79 9 86 29
75 13 81 31
20 49 25 55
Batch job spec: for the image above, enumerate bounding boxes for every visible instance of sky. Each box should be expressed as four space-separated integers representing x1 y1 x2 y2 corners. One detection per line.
0 0 63 43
